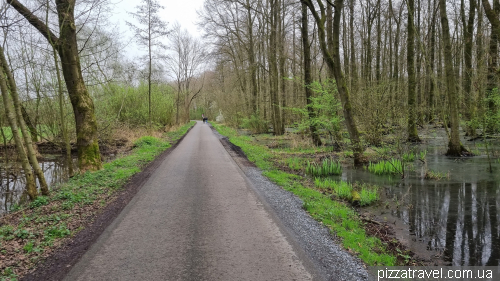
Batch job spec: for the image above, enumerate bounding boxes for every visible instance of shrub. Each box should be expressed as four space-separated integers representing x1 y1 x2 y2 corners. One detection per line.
242 114 269 134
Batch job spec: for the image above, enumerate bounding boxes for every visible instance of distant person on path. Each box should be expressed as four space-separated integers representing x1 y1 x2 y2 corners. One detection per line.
202 114 208 123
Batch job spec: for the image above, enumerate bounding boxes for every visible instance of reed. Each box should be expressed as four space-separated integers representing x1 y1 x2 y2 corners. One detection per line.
402 152 415 162
367 159 403 175
306 158 342 177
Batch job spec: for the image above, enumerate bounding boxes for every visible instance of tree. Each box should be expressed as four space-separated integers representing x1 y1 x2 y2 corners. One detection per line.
127 0 169 130
0 45 49 195
8 0 103 172
407 0 421 142
166 24 206 124
301 0 365 164
438 0 468 156
0 45 38 200
301 2 322 146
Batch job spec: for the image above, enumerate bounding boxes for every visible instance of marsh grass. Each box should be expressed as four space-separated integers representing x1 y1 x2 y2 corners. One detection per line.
367 159 403 175
306 158 342 177
314 178 379 206
402 152 415 162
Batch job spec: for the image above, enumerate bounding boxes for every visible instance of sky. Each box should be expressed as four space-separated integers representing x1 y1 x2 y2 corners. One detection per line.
109 0 206 56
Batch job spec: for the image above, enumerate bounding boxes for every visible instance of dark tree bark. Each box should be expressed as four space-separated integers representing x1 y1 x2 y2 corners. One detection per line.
269 0 284 135
426 0 437 123
407 0 421 142
302 2 322 146
484 0 500 132
246 0 258 114
461 0 477 135
439 0 468 156
8 0 103 172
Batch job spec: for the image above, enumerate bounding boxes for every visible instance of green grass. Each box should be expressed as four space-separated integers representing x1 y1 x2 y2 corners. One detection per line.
213 123 396 266
402 152 415 162
306 158 342 177
283 157 304 171
314 178 379 206
367 159 403 175
0 121 196 278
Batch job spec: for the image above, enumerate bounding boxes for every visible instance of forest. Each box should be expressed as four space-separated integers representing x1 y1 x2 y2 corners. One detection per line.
1 0 500 274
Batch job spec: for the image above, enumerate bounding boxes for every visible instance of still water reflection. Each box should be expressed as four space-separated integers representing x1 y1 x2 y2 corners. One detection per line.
0 155 77 214
0 154 115 215
341 144 500 266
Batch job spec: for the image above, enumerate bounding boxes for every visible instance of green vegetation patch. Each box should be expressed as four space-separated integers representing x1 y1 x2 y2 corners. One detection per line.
213 123 396 266
367 159 403 175
306 158 342 177
0 121 195 279
314 179 379 206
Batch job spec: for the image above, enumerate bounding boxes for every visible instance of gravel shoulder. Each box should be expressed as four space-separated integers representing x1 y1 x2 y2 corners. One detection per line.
212 126 371 281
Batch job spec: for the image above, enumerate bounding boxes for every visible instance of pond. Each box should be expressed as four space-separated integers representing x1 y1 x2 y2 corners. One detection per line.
339 141 500 266
0 153 116 215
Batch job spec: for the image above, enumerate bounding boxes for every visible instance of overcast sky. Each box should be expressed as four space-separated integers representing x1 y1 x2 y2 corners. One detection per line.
109 0 206 56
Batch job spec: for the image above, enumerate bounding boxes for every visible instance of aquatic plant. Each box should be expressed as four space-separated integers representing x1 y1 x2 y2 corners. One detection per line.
366 159 403 175
424 170 448 180
402 152 415 162
306 158 342 177
359 185 379 206
418 150 427 161
314 178 378 206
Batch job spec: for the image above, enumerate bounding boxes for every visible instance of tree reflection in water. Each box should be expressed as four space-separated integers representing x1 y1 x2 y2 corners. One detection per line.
342 145 500 266
0 155 77 214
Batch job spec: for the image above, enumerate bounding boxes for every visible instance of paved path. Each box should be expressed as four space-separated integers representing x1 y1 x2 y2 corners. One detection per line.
65 121 314 281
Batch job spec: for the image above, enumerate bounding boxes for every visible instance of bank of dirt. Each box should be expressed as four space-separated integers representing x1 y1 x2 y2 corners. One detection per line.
1 126 194 281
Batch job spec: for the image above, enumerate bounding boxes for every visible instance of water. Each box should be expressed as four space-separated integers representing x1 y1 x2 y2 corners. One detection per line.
340 143 500 266
0 153 116 215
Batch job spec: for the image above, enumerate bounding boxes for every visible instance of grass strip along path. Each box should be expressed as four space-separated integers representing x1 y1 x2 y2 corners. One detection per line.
0 121 195 280
212 124 398 267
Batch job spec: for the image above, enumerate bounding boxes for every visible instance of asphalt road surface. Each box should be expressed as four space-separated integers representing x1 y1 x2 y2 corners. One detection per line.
65 121 315 281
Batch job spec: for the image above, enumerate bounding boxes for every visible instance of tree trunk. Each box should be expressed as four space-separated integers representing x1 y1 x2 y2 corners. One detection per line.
439 0 468 156
0 46 49 195
53 47 74 177
427 0 437 123
485 0 500 132
302 2 322 146
0 52 38 200
462 0 477 135
349 0 357 90
246 0 258 114
8 0 103 172
375 0 382 82
407 0 421 142
269 0 283 135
